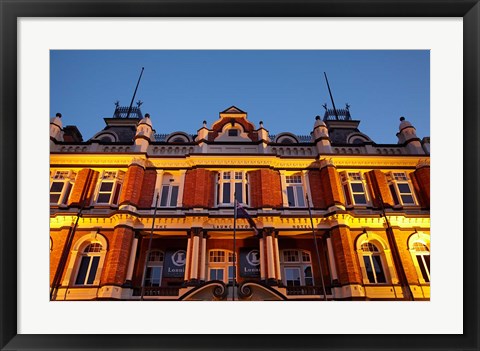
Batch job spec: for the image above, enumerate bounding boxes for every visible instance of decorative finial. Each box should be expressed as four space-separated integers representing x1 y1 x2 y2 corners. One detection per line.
322 103 328 111
345 103 350 110
114 100 120 108
136 100 143 107
400 116 405 121
259 120 264 127
145 113 150 118
315 115 320 120
56 113 62 118
203 120 207 127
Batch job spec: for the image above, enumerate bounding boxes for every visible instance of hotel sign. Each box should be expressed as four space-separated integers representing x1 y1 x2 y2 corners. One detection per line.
239 248 260 278
163 249 186 278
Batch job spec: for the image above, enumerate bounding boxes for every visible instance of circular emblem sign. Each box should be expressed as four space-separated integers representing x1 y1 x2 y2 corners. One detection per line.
246 249 260 266
171 250 186 267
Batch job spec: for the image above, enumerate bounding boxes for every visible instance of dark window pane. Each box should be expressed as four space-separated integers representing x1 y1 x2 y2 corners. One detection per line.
75 256 90 285
223 183 231 203
100 182 113 192
228 266 235 283
353 194 367 205
351 183 364 193
416 255 430 282
423 255 430 272
245 184 249 205
363 256 375 283
62 182 72 204
228 129 238 136
160 185 169 206
235 183 243 203
170 186 179 207
343 184 351 205
389 184 400 205
372 255 386 283
218 269 224 281
112 184 121 205
50 182 64 192
296 187 305 207
86 256 100 284
401 195 415 204
398 183 411 193
287 187 295 207
50 194 61 203
97 193 111 203
304 266 313 286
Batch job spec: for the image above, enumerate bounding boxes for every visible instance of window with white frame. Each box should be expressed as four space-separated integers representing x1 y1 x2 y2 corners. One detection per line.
285 174 306 207
50 170 75 205
341 172 369 206
281 250 314 286
388 172 416 206
159 173 179 207
144 251 164 287
411 242 430 283
74 243 103 285
208 250 235 283
360 242 387 284
95 170 124 205
216 171 248 206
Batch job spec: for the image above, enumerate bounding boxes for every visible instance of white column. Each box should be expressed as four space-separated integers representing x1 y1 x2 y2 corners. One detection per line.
152 170 164 207
266 235 275 279
184 236 192 281
177 170 186 207
274 236 281 281
191 235 200 280
199 235 207 281
125 238 138 281
259 237 266 280
326 237 338 281
279 170 288 207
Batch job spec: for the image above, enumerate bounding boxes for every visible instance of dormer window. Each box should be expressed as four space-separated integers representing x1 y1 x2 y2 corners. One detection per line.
228 129 239 137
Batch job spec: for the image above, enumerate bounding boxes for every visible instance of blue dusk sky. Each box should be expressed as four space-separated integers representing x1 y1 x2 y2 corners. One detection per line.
50 50 430 144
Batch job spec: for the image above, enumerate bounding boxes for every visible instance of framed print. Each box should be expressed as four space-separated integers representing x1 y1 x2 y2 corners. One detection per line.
2 1 479 350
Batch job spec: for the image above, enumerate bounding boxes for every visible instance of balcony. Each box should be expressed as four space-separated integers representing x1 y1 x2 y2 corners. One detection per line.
286 285 332 296
133 286 180 297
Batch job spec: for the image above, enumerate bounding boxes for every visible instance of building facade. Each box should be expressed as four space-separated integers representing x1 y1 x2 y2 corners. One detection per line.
49 105 430 301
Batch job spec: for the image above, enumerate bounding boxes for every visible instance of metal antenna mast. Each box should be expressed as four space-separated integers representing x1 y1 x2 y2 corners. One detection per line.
324 72 339 120
126 67 144 119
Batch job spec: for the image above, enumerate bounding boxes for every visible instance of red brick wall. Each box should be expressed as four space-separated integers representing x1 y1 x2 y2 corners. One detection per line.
138 169 157 208
308 170 327 209
49 228 70 285
119 165 145 207
330 227 362 285
320 166 344 208
366 170 395 208
183 169 215 208
249 169 282 208
413 167 430 208
68 169 99 206
101 226 134 286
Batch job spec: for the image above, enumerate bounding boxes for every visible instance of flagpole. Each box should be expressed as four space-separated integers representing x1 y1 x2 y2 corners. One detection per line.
233 196 237 301
306 193 328 301
140 193 160 300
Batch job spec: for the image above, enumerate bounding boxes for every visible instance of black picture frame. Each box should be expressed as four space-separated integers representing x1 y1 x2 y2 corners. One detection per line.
1 1 478 350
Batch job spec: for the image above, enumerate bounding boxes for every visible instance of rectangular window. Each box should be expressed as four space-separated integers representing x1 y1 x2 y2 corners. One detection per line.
416 255 430 283
304 266 314 286
160 185 179 207
390 172 416 206
209 268 224 281
285 268 301 287
96 171 124 205
342 172 368 206
50 171 73 205
285 175 305 207
217 171 248 205
145 266 163 286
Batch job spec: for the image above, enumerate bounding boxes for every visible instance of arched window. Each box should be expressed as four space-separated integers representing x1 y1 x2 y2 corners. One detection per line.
281 250 314 287
360 242 386 284
408 234 431 284
144 251 164 287
207 250 235 283
75 243 103 285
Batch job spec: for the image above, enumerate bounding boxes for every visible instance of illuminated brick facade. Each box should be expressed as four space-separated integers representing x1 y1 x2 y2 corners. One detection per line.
50 105 430 301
